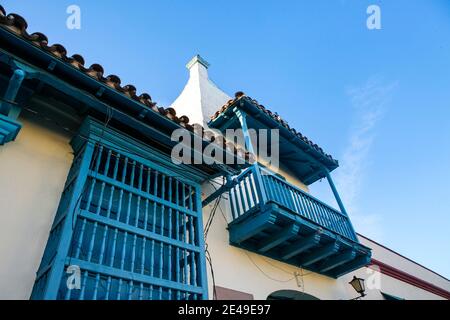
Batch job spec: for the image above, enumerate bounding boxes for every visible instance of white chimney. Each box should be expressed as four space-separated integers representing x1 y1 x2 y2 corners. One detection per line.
169 55 231 126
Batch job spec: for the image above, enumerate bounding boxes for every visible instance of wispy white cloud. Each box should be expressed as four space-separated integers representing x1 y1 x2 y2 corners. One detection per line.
336 76 398 240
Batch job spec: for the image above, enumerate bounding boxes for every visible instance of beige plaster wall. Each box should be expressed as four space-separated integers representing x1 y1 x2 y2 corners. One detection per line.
0 115 73 299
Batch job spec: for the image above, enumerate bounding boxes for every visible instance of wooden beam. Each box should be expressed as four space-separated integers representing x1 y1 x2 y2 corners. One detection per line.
302 167 324 185
229 211 277 245
235 109 255 154
280 233 321 260
330 255 372 278
318 249 356 273
0 69 26 117
283 157 310 164
257 224 300 253
298 242 340 267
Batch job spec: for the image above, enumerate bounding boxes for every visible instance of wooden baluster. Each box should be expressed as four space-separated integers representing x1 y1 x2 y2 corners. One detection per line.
117 278 123 300
152 171 159 232
298 193 311 220
174 179 181 291
243 175 253 210
248 173 259 208
92 273 100 300
120 232 128 270
150 239 155 277
291 190 302 214
105 276 112 300
109 228 118 267
87 222 98 262
229 187 237 220
168 177 173 281
139 283 144 300
106 153 120 219
190 251 197 287
117 157 129 222
98 225 108 265
85 146 104 212
237 180 247 213
79 270 89 300
313 201 326 227
143 169 151 230
125 161 136 225
95 150 111 216
182 185 187 243
159 242 164 279
183 248 188 285
140 237 146 274
161 175 166 236
232 187 241 217
131 234 137 272
74 218 87 259
128 280 133 300
135 164 144 227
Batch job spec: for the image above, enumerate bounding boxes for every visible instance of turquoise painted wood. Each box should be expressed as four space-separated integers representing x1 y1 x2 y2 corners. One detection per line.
0 113 21 145
0 68 26 145
31 120 207 300
0 68 26 116
230 164 358 242
227 164 372 278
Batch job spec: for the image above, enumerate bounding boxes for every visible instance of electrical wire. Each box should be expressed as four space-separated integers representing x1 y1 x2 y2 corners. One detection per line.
202 177 227 300
204 196 221 239
205 244 217 300
244 251 296 283
260 256 314 278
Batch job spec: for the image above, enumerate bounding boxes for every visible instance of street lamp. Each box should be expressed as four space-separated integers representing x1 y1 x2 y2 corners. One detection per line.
349 276 366 300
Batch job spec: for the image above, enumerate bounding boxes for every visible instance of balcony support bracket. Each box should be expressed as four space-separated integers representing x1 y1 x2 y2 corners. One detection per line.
229 210 277 245
257 224 300 253
330 254 372 278
281 232 322 260
318 249 356 273
202 175 234 207
298 242 340 267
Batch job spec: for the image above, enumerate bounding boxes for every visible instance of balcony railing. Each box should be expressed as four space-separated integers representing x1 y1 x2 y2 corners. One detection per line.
229 165 358 242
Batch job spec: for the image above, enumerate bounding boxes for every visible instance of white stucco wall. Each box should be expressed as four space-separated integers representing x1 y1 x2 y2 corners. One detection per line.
170 55 231 126
0 115 73 299
359 235 450 294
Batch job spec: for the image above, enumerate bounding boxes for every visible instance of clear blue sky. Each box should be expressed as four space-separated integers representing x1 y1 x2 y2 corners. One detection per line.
3 0 449 278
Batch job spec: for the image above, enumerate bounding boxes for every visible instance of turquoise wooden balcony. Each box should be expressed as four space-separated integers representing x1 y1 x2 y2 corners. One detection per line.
227 165 371 278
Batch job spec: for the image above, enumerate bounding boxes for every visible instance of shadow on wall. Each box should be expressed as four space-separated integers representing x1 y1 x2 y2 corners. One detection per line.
267 290 320 300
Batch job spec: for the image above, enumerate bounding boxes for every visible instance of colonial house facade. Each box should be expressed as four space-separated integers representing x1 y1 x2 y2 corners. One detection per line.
0 6 449 300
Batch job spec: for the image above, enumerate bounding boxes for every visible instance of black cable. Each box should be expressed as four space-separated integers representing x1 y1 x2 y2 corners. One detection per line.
205 244 217 300
204 196 220 240
202 177 227 300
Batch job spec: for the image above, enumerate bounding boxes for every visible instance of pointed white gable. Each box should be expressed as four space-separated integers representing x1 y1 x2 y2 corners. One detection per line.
170 55 231 126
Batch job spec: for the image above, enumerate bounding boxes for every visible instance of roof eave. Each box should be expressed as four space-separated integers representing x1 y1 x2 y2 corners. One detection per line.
209 97 339 173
